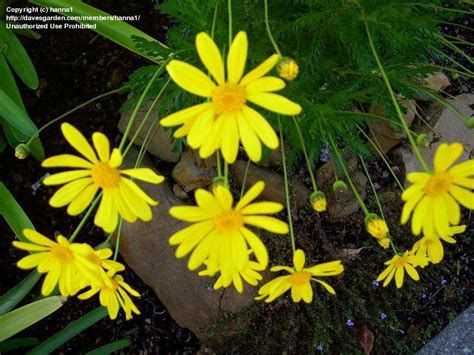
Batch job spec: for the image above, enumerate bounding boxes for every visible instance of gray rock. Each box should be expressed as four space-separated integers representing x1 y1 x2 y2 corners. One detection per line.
118 102 181 163
417 303 474 355
172 149 215 192
421 72 451 92
119 149 256 340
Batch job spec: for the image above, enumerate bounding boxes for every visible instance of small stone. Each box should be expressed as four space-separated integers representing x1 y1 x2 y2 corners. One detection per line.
421 72 451 92
172 149 215 192
173 184 188 200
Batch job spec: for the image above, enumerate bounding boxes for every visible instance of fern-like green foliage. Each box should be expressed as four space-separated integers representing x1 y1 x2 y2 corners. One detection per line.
124 0 467 165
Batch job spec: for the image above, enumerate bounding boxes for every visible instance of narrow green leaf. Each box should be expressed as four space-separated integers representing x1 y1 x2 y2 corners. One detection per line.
12 28 42 40
0 181 34 242
27 307 108 355
0 54 26 111
0 89 38 137
29 0 169 63
0 130 6 152
0 271 42 315
0 20 38 89
28 136 45 160
86 339 132 355
0 296 65 342
0 337 40 352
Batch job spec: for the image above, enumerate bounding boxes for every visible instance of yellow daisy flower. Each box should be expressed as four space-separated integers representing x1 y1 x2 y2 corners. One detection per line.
401 143 474 237
13 229 99 296
77 248 126 288
79 271 140 320
42 123 165 233
256 249 344 303
169 181 288 280
376 251 429 288
161 31 302 163
412 225 466 264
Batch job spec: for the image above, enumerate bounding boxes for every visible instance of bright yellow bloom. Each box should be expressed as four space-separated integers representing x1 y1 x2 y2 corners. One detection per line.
401 143 474 237
412 225 466 264
169 181 288 280
377 238 390 249
77 248 126 288
310 191 326 212
277 57 299 81
365 214 389 239
376 251 429 288
256 249 343 303
13 229 99 296
161 31 302 163
79 271 140 320
42 123 164 233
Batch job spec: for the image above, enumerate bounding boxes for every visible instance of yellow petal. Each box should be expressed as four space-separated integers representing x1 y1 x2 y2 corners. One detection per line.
293 249 305 271
119 182 152 222
235 181 265 211
395 267 404 288
247 93 302 116
175 230 211 259
214 185 234 210
240 54 280 86
42 265 60 296
169 206 211 222
94 190 118 233
434 143 463 172
453 177 474 189
49 178 93 208
187 108 215 148
313 279 336 295
406 172 430 184
291 284 302 302
67 184 99 216
240 202 283 215
237 111 261 162
120 178 157 206
160 103 212 127
411 196 430 236
166 60 216 97
230 230 249 271
449 160 474 178
196 32 225 84
42 154 93 169
240 227 268 268
121 168 164 184
112 189 137 223
245 76 286 95
241 106 279 149
198 114 225 158
306 260 344 276
227 31 247 83
434 197 450 237
169 220 214 245
400 188 424 224
195 189 222 216
12 242 49 252
61 123 98 163
43 170 92 185
92 132 110 162
404 264 420 281
17 252 49 269
243 215 289 234
221 113 240 163
449 185 474 209
23 229 56 247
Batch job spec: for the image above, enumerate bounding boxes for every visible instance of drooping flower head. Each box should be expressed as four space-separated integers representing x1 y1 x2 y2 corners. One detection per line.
277 57 299 81
376 251 429 288
13 229 99 296
161 31 302 163
365 213 389 239
256 249 344 303
79 271 140 320
401 143 473 237
42 123 165 233
310 191 327 213
168 181 288 283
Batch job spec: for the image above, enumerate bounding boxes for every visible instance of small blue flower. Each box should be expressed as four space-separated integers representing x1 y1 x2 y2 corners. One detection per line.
422 293 428 299
316 344 323 352
372 280 380 287
380 312 387 320
346 319 355 328
441 279 448 286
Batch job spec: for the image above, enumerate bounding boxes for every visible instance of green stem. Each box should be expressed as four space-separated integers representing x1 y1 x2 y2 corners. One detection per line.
405 2 474 15
211 3 218 39
240 159 251 199
431 46 474 75
122 78 171 158
292 117 318 192
263 0 282 56
358 155 398 255
328 134 369 216
68 194 102 242
362 14 430 172
437 35 474 65
224 161 229 182
216 151 223 177
26 86 127 146
118 63 167 151
114 218 123 261
227 0 232 46
278 117 295 253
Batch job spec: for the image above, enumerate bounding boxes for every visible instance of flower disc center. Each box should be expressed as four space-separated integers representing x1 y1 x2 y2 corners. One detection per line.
289 271 311 286
91 162 121 188
212 83 246 114
215 211 243 233
52 245 74 263
425 173 452 196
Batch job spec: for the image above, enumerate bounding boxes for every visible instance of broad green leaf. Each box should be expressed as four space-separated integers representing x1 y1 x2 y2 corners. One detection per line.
0 181 34 242
0 54 26 111
29 0 169 63
0 337 40 352
0 271 42 315
0 21 38 89
28 136 45 160
0 89 38 137
27 307 108 355
86 339 132 355
0 296 65 342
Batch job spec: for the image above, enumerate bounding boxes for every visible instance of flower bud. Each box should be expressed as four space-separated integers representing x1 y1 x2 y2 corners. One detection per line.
365 213 389 239
466 116 474 129
416 133 430 148
15 143 30 160
332 180 348 194
277 57 299 81
310 191 326 212
450 72 459 80
377 238 390 249
212 176 229 190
